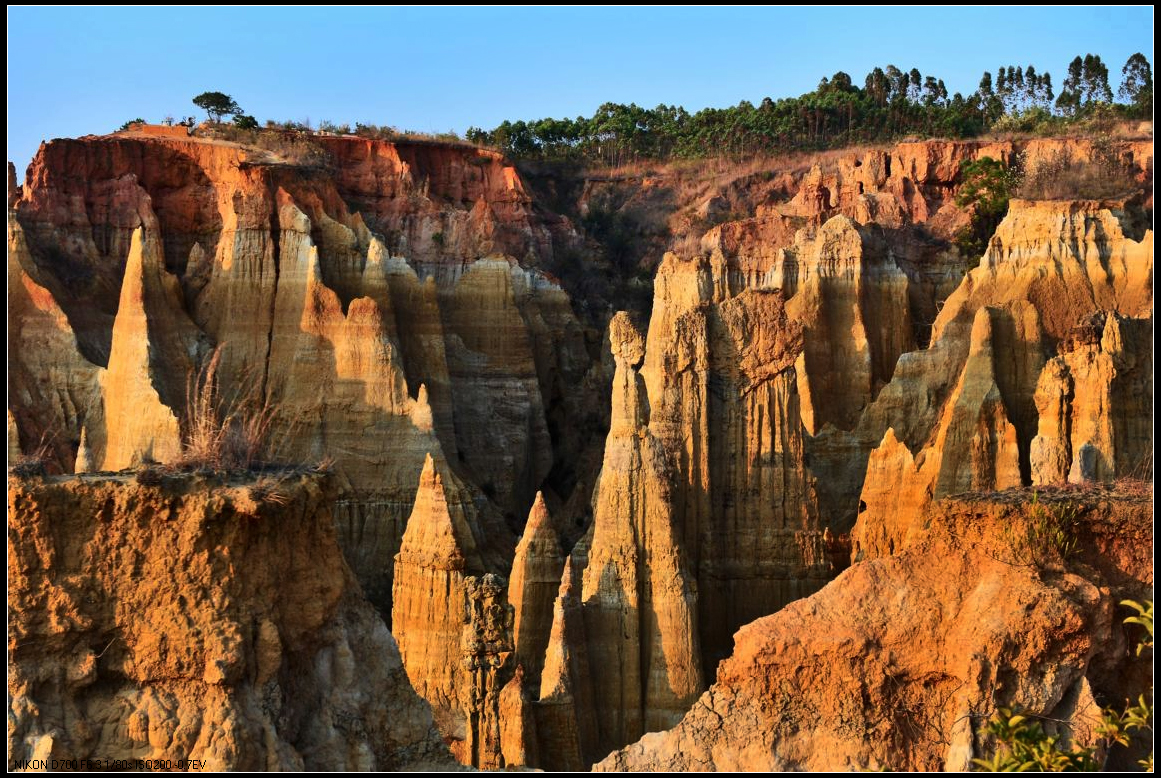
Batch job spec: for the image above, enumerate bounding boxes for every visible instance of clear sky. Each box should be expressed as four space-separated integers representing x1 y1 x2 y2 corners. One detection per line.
6 6 1154 175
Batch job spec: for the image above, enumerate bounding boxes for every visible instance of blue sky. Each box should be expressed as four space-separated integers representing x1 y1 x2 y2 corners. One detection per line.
6 6 1154 174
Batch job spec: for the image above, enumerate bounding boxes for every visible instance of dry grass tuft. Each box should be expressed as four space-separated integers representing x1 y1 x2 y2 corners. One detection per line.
9 431 56 479
1116 445 1154 497
311 454 336 474
9 458 47 479
179 347 281 472
249 477 290 506
670 231 706 258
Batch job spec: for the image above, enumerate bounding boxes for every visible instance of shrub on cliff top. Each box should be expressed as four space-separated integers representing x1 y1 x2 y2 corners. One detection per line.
997 491 1079 572
954 156 1020 259
232 114 259 130
253 132 332 168
1018 135 1141 201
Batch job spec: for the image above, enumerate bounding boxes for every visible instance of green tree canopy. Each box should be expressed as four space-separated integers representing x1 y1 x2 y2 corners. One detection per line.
192 92 242 123
1119 53 1153 117
1056 54 1113 114
460 53 1147 164
232 114 259 130
954 157 1020 258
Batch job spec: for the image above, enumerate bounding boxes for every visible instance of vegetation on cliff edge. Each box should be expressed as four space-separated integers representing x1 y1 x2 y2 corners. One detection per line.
464 53 1152 164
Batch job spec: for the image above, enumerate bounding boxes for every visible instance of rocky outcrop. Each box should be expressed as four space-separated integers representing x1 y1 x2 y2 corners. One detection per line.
533 252 832 765
1031 313 1153 485
533 550 599 771
460 573 515 769
782 138 1151 232
314 137 552 269
8 130 1155 774
848 200 1152 559
441 257 554 514
498 665 539 768
6 471 453 770
933 200 1152 345
784 216 913 434
641 255 830 672
578 310 704 754
566 149 1152 765
261 192 444 605
101 224 205 470
852 307 1023 560
390 454 488 760
391 454 518 768
597 489 1153 772
7 218 103 472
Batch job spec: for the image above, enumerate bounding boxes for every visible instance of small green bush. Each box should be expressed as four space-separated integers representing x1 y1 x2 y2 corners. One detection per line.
972 600 1154 772
233 114 259 130
999 492 1080 571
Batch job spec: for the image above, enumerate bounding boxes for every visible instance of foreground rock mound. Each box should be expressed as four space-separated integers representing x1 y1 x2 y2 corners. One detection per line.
7 471 454 771
597 488 1152 772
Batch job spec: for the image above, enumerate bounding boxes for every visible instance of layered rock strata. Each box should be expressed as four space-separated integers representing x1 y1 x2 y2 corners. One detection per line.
9 131 1154 772
529 254 834 766
507 492 565 687
7 218 103 471
1030 313 1153 485
391 454 519 768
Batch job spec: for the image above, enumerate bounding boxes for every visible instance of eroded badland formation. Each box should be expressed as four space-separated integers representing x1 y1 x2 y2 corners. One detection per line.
7 126 1153 770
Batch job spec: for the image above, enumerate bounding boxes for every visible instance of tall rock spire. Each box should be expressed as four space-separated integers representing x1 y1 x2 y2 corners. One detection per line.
508 491 565 687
